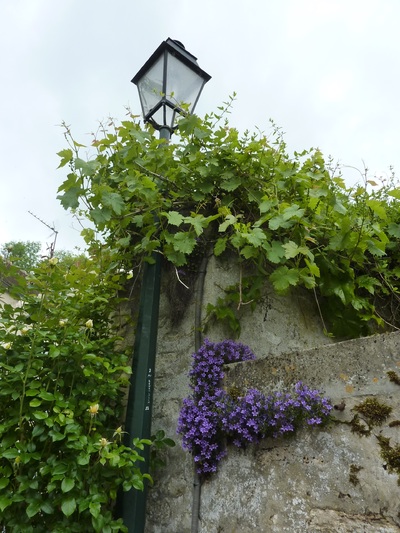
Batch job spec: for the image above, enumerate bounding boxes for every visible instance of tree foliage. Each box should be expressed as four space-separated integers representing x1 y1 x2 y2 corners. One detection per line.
1 241 42 272
57 101 400 337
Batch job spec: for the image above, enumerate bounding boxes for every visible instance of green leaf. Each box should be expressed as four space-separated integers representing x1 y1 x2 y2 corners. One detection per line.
101 191 125 215
40 501 54 514
283 241 300 259
387 223 400 238
268 214 292 231
39 391 55 401
57 187 81 210
357 275 379 294
304 258 320 277
0 477 9 489
220 173 242 191
264 241 285 263
269 266 300 292
90 206 112 225
171 232 196 254
52 463 68 475
219 214 237 232
259 199 274 214
240 245 258 259
282 204 305 221
89 501 101 518
366 239 386 257
29 399 42 407
74 158 99 176
32 410 49 420
26 500 42 518
214 237 227 256
61 496 76 517
0 496 11 512
164 211 184 226
57 149 73 168
388 188 400 200
61 477 75 493
366 199 387 220
333 199 347 214
245 227 266 247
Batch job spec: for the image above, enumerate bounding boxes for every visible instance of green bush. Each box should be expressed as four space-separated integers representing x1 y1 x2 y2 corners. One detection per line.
0 253 150 532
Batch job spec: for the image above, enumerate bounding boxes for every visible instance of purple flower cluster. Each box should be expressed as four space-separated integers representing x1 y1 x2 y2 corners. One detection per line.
224 383 332 448
177 339 332 475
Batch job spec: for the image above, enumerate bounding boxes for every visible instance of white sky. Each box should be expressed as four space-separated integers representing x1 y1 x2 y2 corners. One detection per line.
1 0 399 252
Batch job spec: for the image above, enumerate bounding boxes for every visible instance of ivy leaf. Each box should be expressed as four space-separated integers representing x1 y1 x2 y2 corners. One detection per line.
387 223 400 238
90 207 112 225
333 199 347 214
214 237 227 256
171 232 196 254
74 158 99 176
269 266 300 292
57 187 81 210
220 173 242 191
388 188 400 200
282 204 305 221
366 239 386 257
164 211 184 226
264 241 285 263
268 214 292 231
366 199 387 220
245 227 266 247
357 275 380 294
57 149 73 168
240 245 258 259
259 199 274 214
219 214 237 232
282 241 300 259
101 191 125 215
304 258 320 277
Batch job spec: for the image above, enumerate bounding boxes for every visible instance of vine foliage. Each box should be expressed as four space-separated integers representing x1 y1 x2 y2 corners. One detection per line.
57 100 400 337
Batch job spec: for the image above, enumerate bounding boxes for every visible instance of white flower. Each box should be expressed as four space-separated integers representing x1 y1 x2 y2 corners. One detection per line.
16 325 33 336
126 270 133 280
85 319 93 329
99 437 111 448
88 403 99 416
1 342 13 350
59 319 68 327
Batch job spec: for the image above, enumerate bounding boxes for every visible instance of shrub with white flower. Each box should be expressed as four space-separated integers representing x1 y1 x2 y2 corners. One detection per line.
0 248 154 531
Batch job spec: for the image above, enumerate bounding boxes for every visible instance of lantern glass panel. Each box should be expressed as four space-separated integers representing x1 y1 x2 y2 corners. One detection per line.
136 55 164 118
165 54 205 112
150 105 177 131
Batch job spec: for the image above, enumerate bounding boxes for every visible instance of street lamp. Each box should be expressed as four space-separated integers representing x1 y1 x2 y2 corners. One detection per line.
132 38 211 137
121 39 210 532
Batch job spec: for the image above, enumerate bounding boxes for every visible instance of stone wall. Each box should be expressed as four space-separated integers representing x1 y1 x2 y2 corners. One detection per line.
144 256 400 532
217 332 400 532
145 256 341 532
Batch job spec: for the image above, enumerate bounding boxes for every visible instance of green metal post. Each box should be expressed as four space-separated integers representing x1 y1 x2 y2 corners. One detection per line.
121 126 170 532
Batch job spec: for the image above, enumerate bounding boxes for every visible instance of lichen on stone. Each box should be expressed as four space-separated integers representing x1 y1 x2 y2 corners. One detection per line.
376 435 400 485
349 463 363 485
387 370 400 386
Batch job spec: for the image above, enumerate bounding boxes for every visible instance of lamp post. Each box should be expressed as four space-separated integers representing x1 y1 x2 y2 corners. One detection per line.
121 38 211 533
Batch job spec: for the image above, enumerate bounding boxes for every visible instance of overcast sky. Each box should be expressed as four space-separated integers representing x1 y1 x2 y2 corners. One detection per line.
1 0 399 252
